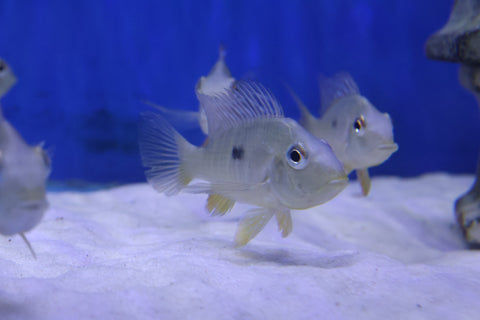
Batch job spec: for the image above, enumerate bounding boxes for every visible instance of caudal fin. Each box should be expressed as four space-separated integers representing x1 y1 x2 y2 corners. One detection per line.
139 112 194 195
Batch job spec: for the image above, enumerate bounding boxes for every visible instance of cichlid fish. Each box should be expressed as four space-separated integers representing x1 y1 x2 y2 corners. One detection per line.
144 45 235 134
139 81 348 246
0 58 51 258
195 45 235 134
293 72 398 196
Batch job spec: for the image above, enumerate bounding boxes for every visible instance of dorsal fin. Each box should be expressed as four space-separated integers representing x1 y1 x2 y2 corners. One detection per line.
198 80 284 136
284 83 318 128
319 72 360 114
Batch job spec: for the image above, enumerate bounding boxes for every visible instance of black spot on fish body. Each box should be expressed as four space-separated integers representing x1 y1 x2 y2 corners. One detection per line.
232 146 244 160
331 119 337 128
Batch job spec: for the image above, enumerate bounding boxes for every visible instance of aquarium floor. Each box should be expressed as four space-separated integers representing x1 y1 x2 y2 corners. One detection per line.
1 173 479 319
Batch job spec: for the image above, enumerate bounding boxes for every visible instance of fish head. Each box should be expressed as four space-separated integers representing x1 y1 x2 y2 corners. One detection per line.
0 58 17 98
270 120 348 210
0 125 51 235
343 97 398 170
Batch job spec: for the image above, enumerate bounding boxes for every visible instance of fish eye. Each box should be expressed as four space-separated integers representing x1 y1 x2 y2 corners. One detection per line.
353 115 365 133
286 144 308 170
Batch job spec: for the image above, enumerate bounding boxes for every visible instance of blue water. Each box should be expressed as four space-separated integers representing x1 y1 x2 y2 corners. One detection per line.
0 0 477 183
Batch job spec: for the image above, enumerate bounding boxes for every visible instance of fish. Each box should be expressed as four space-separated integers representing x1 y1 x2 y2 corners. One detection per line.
0 58 17 99
195 44 235 134
293 72 398 196
139 80 348 246
0 59 50 258
143 45 235 134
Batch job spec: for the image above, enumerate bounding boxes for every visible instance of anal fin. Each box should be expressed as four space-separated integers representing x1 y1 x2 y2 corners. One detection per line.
234 209 274 247
356 168 371 196
206 194 235 216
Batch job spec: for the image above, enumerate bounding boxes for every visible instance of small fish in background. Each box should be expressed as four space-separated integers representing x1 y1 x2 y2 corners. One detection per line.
293 72 398 196
143 45 235 134
139 80 348 246
195 44 235 134
0 58 51 258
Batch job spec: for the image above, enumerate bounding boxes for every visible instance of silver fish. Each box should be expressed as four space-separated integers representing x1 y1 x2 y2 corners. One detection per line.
0 58 17 99
195 45 235 134
139 81 348 246
144 45 235 134
0 59 50 258
294 72 398 196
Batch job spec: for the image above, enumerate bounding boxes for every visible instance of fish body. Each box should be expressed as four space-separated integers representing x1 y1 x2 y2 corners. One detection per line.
296 72 398 195
0 118 50 236
140 81 347 245
0 58 50 257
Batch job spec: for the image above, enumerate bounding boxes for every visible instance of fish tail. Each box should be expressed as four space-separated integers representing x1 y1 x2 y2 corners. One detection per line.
139 112 194 195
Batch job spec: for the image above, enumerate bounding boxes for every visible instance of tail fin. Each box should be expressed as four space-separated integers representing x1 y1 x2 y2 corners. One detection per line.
139 112 194 195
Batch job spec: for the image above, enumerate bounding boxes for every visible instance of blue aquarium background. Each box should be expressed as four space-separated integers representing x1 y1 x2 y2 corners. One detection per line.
0 0 477 184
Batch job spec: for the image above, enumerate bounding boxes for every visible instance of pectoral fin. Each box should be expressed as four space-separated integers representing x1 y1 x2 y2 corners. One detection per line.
356 168 371 196
275 210 293 238
234 209 274 247
19 232 36 260
206 194 235 216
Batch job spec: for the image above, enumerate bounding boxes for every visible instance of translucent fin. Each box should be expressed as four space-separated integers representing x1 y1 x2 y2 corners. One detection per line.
234 208 275 247
206 194 235 216
275 210 293 238
19 232 37 260
0 58 17 99
142 100 201 131
319 72 360 114
356 168 371 196
138 112 194 196
197 80 284 136
284 83 318 129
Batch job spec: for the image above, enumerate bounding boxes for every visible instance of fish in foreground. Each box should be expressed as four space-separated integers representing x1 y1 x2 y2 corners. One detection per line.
139 81 348 246
144 45 235 134
293 72 398 196
0 58 51 258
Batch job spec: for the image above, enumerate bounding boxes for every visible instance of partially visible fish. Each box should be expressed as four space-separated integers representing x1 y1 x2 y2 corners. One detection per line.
0 59 50 258
144 45 235 134
0 58 17 98
139 80 347 246
293 72 398 196
195 44 235 134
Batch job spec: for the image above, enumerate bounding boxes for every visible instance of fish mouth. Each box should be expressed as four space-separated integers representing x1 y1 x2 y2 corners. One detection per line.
327 176 349 188
378 143 398 152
